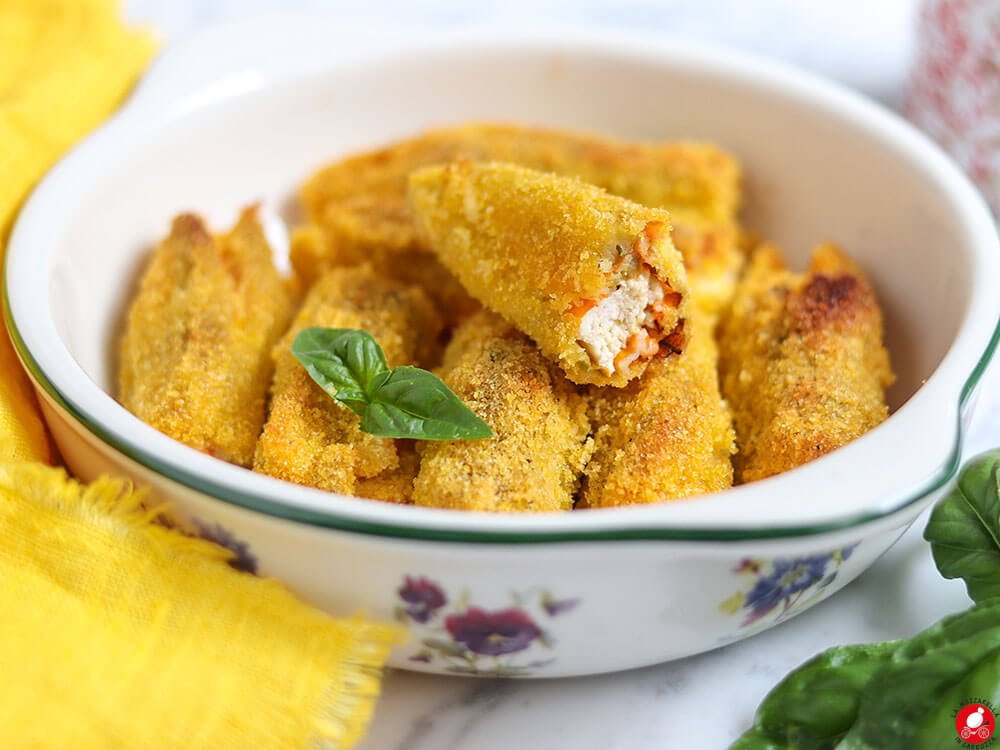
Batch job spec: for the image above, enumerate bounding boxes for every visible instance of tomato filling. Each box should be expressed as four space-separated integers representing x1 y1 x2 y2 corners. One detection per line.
574 222 685 375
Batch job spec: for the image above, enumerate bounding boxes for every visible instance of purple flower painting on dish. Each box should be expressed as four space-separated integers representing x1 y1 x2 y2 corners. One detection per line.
740 554 830 625
541 596 580 617
398 576 447 624
193 519 258 575
394 576 580 676
444 607 542 656
721 543 858 628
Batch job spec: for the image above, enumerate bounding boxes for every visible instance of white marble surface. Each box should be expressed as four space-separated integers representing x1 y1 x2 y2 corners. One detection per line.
125 2 998 747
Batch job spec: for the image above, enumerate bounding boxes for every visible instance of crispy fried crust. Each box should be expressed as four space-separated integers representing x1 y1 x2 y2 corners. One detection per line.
674 218 744 321
294 122 742 320
118 209 292 466
717 242 895 483
580 221 742 507
354 441 420 504
302 122 740 228
289 222 479 328
252 265 443 494
581 311 735 507
408 161 690 386
412 311 593 512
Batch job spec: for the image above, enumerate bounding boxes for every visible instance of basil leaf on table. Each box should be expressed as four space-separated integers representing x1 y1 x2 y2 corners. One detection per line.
734 449 1000 750
291 327 494 441
912 637 1000 750
730 600 1000 750
893 594 1000 658
840 598 1000 749
925 449 1000 603
730 643 898 750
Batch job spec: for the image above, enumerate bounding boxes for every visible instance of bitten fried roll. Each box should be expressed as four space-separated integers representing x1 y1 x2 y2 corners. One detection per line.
408 162 690 387
581 311 735 507
717 242 895 483
302 123 740 230
118 209 292 466
293 122 741 325
252 265 443 494
411 311 593 512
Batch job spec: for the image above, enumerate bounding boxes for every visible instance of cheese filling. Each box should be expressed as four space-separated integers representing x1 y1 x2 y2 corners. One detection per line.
578 267 666 375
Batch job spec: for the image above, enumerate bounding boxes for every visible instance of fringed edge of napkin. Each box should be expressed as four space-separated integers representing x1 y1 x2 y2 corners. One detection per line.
0 461 407 749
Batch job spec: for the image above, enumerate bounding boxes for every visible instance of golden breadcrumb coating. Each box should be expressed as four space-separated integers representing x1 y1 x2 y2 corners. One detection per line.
412 311 593 512
717 242 895 483
674 218 744 321
252 265 443 494
294 122 742 319
289 221 479 328
118 209 292 466
301 122 740 233
582 311 735 507
354 441 420 504
408 161 690 387
579 220 742 508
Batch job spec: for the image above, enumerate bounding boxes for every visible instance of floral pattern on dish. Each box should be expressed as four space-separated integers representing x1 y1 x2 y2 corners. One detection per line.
719 543 859 629
398 576 448 624
192 519 259 574
395 577 579 676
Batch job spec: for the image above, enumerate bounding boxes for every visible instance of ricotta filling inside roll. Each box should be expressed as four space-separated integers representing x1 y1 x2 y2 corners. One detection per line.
578 267 667 375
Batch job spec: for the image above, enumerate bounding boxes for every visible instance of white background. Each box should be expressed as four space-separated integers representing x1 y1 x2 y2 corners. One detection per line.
125 2 998 748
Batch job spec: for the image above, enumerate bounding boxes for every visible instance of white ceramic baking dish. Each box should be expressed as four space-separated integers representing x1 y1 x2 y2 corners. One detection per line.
6 16 999 676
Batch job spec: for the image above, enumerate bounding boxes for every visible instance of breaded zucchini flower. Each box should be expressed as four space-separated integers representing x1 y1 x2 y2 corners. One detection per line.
253 265 443 494
294 123 741 324
717 242 895 483
582 313 735 507
412 311 593 512
119 208 292 466
408 161 690 387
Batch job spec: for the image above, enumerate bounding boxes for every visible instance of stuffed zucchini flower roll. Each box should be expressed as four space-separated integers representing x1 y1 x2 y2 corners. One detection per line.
717 242 894 483
408 162 690 387
412 311 593 512
119 209 292 466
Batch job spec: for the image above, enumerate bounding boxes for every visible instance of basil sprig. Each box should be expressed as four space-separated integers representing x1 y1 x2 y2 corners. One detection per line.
925 450 1000 603
730 643 898 749
291 327 494 441
733 449 1000 749
732 601 1000 749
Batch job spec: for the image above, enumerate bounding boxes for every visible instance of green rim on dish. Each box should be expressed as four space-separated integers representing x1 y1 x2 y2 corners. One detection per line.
5 277 999 544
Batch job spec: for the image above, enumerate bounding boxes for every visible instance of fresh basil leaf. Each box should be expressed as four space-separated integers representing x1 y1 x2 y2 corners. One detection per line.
913 641 1000 750
838 598 1000 749
729 730 784 750
363 366 494 440
291 327 389 415
292 328 494 441
731 600 1000 750
893 595 1000 659
734 448 1000 750
925 449 1000 603
730 643 898 750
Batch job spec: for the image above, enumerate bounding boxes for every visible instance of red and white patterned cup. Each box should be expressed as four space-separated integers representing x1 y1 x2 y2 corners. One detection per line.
907 0 1000 216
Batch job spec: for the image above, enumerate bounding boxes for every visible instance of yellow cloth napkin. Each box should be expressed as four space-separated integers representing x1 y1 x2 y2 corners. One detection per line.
0 2 404 747
0 463 402 748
